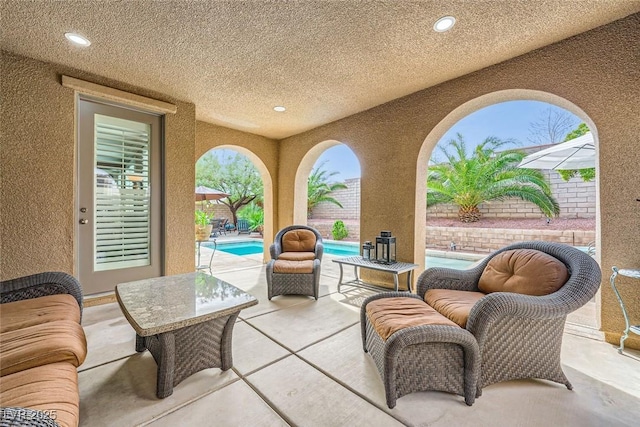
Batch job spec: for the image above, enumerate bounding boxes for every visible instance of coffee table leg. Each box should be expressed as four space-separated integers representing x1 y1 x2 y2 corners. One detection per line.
220 312 240 371
135 334 146 352
338 263 344 292
155 332 176 399
393 274 399 292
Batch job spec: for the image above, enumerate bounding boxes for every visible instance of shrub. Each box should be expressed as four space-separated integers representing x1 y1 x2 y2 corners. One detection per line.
332 220 348 240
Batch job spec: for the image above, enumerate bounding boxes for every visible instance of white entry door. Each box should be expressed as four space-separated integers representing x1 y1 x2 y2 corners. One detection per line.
78 98 163 295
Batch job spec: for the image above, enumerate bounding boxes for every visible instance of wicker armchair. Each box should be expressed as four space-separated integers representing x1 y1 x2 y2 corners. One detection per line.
266 225 323 300
417 241 601 391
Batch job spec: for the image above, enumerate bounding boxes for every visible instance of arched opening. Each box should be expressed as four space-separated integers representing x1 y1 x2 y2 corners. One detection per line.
415 89 600 330
196 144 274 263
293 141 361 239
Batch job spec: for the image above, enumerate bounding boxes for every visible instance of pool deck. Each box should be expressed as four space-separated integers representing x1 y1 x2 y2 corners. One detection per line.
199 233 599 339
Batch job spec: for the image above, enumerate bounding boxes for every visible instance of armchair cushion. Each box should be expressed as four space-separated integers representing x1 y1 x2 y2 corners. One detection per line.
425 289 486 328
366 297 457 340
282 229 316 252
273 259 314 274
478 249 569 296
278 251 316 261
0 294 80 333
0 320 87 376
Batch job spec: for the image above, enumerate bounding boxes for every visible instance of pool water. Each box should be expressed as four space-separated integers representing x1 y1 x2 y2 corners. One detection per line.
205 241 475 269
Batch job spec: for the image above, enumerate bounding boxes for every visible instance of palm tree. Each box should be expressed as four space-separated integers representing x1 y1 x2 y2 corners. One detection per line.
307 162 348 217
427 134 560 222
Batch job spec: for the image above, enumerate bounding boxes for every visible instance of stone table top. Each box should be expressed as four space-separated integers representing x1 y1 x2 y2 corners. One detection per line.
116 272 258 336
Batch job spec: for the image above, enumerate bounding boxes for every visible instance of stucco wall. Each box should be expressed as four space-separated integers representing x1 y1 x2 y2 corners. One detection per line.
278 15 640 349
1 52 196 285
195 121 279 260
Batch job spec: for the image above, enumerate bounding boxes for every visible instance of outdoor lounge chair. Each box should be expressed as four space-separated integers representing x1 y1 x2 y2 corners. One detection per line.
237 219 250 234
416 241 601 391
266 225 323 300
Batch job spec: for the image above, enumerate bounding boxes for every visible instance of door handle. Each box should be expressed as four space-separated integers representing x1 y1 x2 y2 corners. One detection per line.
79 218 89 225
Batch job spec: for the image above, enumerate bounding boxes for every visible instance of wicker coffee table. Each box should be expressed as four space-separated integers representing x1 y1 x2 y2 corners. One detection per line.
116 272 258 398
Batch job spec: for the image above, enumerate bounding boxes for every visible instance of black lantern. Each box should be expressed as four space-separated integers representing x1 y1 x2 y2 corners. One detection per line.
375 231 396 264
362 241 373 261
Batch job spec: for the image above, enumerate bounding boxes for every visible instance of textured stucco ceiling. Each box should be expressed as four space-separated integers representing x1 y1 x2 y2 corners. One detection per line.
2 1 639 139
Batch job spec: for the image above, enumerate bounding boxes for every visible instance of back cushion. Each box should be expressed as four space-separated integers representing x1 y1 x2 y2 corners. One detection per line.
282 229 316 252
478 249 569 296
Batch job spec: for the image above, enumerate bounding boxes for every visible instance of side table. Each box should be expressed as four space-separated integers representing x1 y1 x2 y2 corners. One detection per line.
610 266 640 353
332 256 419 293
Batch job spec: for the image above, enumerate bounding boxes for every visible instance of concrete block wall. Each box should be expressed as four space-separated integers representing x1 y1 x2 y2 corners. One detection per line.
310 178 360 220
426 170 596 219
426 226 595 253
311 166 596 222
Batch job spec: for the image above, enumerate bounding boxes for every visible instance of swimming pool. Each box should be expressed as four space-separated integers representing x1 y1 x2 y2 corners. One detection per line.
205 240 475 269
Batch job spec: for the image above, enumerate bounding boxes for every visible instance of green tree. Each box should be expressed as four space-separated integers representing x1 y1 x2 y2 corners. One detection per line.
557 123 595 182
307 162 348 217
427 134 560 222
196 150 263 226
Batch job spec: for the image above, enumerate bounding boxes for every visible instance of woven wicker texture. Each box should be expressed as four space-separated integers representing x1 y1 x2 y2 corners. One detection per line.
0 272 83 319
361 293 480 408
139 314 237 398
417 241 601 390
267 225 323 300
0 407 60 427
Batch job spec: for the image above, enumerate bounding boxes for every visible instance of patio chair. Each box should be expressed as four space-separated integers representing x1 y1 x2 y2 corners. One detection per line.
416 241 601 391
237 219 250 234
218 218 228 236
209 218 222 237
266 225 323 300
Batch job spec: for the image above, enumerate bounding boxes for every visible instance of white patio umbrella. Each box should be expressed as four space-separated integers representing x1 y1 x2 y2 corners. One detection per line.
518 132 595 170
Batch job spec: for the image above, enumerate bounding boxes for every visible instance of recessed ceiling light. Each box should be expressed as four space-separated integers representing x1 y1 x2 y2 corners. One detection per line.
64 32 91 46
273 106 286 112
433 16 456 32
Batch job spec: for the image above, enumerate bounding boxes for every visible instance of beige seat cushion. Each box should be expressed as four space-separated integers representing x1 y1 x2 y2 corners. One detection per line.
478 249 569 296
366 297 458 341
0 294 80 333
0 320 87 377
0 362 79 427
425 289 486 328
273 259 314 274
282 229 316 252
278 251 316 261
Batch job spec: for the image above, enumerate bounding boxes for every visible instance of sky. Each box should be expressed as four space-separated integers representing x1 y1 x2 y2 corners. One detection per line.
315 100 581 180
207 100 581 182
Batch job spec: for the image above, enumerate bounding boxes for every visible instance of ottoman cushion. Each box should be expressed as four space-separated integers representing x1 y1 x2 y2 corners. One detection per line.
366 297 458 340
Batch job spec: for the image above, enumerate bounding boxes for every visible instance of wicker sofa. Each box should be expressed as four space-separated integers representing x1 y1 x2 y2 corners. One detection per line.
0 272 87 427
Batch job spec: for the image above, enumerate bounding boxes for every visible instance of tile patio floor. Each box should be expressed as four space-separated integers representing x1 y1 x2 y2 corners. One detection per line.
78 242 640 426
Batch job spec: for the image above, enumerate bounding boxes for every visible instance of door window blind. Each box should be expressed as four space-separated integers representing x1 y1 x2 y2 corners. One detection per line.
94 114 151 271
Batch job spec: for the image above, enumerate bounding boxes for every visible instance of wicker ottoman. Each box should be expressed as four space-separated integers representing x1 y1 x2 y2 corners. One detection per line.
361 292 480 408
267 259 320 300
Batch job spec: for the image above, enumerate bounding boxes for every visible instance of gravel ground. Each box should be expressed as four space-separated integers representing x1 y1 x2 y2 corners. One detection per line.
426 217 595 231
